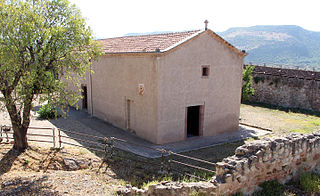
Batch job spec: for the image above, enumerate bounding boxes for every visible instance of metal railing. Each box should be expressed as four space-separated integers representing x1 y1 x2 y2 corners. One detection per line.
0 124 217 181
0 125 55 147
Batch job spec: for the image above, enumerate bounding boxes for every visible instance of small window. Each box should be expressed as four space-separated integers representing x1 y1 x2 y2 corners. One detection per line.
202 66 210 78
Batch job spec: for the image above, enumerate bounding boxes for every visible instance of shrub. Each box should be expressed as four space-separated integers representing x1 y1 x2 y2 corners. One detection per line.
242 65 255 102
300 172 320 193
190 190 207 196
253 180 284 196
38 104 56 119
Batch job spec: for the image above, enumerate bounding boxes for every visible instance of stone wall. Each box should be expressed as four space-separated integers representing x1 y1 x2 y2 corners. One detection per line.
119 131 320 195
118 182 217 196
214 131 320 195
249 66 320 111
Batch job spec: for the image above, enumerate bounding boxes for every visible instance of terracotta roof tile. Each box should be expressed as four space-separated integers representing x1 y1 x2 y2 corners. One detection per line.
98 30 201 53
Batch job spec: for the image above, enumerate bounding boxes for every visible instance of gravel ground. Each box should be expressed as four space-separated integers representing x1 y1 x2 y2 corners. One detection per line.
0 143 120 196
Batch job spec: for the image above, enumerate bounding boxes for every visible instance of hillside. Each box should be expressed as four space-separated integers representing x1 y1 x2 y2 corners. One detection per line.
218 25 320 70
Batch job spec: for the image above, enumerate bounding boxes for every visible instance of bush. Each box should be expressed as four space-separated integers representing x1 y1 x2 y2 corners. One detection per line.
38 104 56 119
300 172 320 193
242 65 255 102
253 180 284 196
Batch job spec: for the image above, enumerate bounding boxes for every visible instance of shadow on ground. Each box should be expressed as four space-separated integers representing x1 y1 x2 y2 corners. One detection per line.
0 145 22 176
92 140 245 188
46 107 267 159
30 107 257 186
1 175 57 196
244 101 320 117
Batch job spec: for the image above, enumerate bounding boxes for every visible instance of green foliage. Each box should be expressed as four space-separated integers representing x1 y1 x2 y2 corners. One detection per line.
24 159 29 165
0 0 102 149
300 172 320 193
38 104 56 119
253 180 284 196
190 190 207 196
142 180 160 189
242 65 255 102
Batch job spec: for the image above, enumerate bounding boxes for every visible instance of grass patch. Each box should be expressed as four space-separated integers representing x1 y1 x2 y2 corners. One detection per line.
79 148 88 155
253 180 285 196
142 180 160 189
141 176 172 189
190 189 207 196
245 136 260 144
242 101 320 117
240 103 320 135
235 172 320 195
300 172 320 193
311 120 320 126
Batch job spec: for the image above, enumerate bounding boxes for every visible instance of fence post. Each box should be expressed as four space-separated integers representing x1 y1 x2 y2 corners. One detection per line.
110 137 114 158
168 150 172 174
58 128 62 148
103 137 108 160
0 125 2 141
52 128 56 148
160 149 166 173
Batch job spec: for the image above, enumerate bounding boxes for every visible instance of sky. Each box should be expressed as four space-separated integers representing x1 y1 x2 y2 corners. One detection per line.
69 0 320 39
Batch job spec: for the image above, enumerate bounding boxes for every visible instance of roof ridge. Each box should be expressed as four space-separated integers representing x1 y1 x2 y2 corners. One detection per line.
96 29 201 40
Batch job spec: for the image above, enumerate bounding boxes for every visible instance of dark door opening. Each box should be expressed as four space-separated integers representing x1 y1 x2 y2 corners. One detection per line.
186 105 200 137
81 85 88 109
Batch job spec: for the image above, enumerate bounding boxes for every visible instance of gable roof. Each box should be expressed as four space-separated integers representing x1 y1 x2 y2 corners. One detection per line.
97 29 247 57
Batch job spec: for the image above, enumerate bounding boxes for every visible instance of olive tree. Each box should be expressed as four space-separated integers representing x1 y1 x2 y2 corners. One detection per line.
0 0 101 151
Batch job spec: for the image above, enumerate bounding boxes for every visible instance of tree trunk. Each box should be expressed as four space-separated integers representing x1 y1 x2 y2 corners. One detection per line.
13 126 28 151
3 92 33 152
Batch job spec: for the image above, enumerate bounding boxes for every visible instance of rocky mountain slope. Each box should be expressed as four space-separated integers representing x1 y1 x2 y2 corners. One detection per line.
218 25 320 70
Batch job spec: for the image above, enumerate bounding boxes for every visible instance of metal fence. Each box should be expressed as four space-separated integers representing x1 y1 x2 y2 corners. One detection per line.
0 124 217 181
0 125 55 147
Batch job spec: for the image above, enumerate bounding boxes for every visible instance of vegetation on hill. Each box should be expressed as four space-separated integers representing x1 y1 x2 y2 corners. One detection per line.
219 25 320 70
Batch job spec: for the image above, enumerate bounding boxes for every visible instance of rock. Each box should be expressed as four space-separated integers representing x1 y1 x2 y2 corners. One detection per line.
63 158 79 170
2 180 17 187
77 159 89 169
235 147 248 156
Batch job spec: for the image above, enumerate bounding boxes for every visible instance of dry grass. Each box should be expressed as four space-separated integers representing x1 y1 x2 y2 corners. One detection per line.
102 141 244 188
0 143 120 195
0 140 243 194
240 104 320 136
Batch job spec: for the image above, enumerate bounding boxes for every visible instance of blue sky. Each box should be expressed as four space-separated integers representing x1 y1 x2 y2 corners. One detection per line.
69 0 320 38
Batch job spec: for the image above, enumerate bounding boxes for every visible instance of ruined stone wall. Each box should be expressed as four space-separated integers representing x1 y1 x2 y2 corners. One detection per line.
249 66 320 111
119 131 320 195
214 131 320 195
